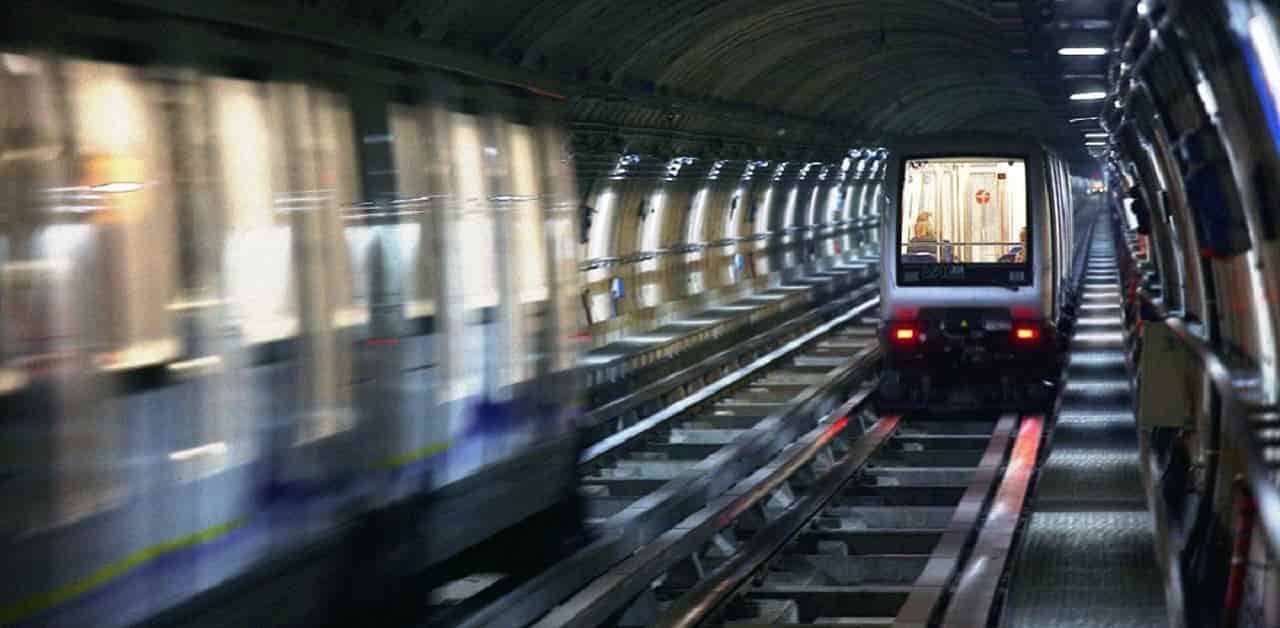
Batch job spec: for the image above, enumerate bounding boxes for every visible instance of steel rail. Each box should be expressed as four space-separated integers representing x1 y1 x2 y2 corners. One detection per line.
538 393 890 628
577 268 874 383
938 415 1044 627
654 412 900 628
578 280 878 442
448 310 882 628
654 414 1022 628
581 295 881 465
893 413 1020 626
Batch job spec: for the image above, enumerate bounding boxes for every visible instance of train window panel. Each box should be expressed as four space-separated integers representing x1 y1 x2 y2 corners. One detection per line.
213 79 298 344
387 104 435 320
448 112 499 310
898 156 1029 285
505 122 549 303
65 60 181 369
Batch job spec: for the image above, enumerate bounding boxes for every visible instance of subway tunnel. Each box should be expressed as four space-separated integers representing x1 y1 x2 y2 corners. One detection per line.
1 0 1278 626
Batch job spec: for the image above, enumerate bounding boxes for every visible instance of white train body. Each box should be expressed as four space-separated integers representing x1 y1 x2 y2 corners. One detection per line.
877 133 1074 407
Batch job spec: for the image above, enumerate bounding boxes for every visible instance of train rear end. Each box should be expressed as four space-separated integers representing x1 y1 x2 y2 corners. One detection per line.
878 306 1058 409
876 139 1067 411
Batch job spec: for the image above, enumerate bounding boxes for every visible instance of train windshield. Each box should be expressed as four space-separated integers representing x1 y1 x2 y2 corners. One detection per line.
897 156 1030 286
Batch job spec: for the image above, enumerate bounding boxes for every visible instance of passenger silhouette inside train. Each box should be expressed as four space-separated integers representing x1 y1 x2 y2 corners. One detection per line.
904 212 955 263
999 227 1027 263
905 212 940 262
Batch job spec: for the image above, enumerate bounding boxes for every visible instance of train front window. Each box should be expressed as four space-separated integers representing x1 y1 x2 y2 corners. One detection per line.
898 156 1029 285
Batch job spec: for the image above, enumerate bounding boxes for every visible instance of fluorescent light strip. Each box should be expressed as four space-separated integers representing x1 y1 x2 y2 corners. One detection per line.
1084 132 1108 138
1059 47 1108 56
1070 91 1108 101
1069 116 1099 124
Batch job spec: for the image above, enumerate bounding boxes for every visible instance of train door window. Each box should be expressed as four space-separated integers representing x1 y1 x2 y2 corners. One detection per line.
449 112 499 311
64 60 180 369
898 156 1029 286
387 103 436 321
505 122 549 304
217 79 297 344
502 121 550 384
530 121 582 374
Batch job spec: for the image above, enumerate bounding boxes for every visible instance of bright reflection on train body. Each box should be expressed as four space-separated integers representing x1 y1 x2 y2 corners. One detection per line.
0 46 585 628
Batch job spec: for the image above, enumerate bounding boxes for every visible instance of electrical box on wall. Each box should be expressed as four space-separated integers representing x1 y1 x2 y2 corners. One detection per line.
1137 320 1197 428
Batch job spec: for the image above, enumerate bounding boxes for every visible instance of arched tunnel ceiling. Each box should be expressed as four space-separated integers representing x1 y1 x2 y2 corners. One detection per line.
503 1 1049 135
386 0 1119 163
118 0 1121 165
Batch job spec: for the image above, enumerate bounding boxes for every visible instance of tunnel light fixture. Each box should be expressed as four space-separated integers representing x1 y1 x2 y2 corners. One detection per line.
610 153 642 179
1070 91 1108 101
1085 141 1107 147
742 160 769 181
1069 116 1100 124
1058 47 1108 56
664 156 695 181
1084 132 1108 139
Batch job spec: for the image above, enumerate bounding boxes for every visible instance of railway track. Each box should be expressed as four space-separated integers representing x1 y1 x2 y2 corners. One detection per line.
427 285 884 627
428 277 1048 628
539 413 1043 628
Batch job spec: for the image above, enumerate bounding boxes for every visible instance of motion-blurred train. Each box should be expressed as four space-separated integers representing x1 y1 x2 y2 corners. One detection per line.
877 134 1076 408
0 5 585 627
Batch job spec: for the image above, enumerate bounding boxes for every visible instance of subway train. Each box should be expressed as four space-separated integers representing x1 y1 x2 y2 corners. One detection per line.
0 6 585 628
877 134 1077 408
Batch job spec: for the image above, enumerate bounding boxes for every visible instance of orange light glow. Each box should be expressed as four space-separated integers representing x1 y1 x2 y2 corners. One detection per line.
895 328 916 341
1015 327 1038 340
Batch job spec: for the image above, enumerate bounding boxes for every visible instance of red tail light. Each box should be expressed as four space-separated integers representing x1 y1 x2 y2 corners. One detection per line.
891 323 920 344
1013 324 1040 342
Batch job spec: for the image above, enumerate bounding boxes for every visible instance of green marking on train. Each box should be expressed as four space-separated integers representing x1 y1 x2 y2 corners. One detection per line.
376 440 452 470
0 517 245 626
